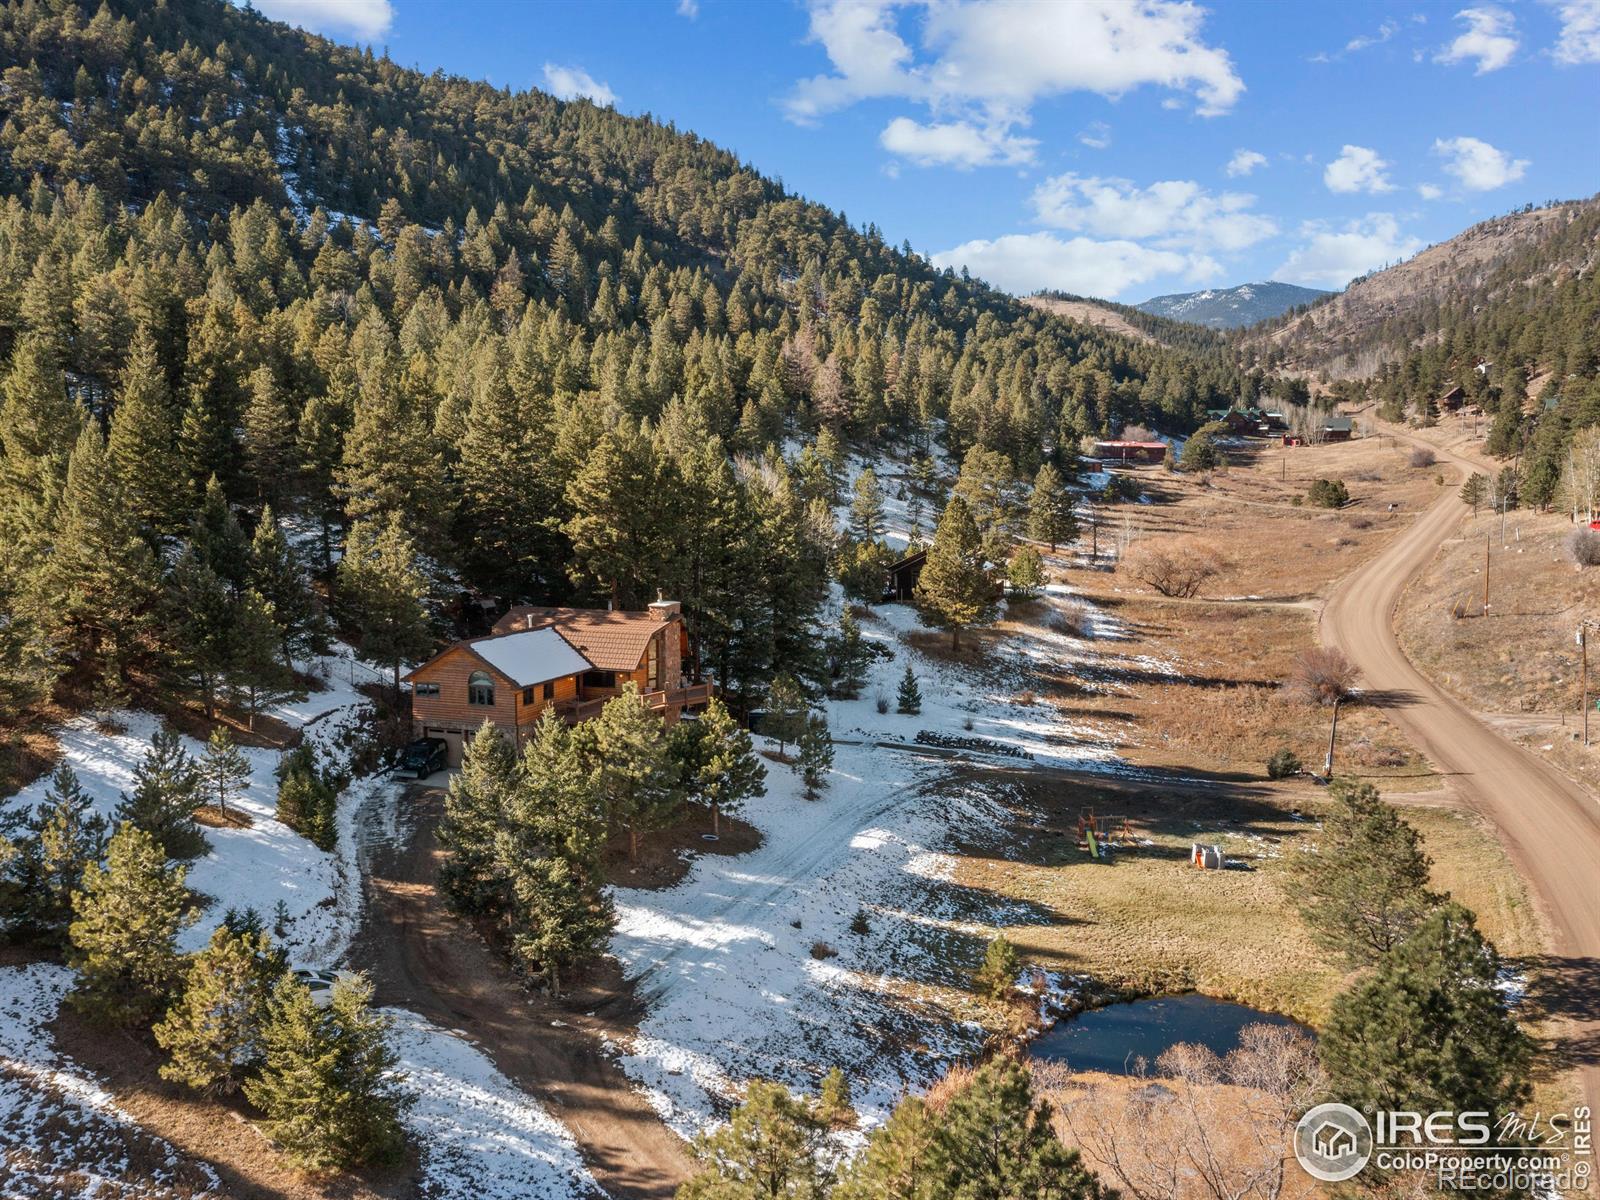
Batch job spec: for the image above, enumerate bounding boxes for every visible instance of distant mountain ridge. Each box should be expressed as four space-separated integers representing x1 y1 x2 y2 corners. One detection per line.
1135 281 1332 329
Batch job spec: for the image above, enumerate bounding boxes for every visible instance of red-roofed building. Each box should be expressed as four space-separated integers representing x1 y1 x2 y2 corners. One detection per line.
1091 440 1168 465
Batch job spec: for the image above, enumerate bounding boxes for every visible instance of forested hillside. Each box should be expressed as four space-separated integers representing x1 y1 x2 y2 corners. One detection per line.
1238 197 1600 505
0 0 1268 724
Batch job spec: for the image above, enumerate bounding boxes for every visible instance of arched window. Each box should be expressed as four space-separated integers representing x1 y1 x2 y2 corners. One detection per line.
468 671 495 706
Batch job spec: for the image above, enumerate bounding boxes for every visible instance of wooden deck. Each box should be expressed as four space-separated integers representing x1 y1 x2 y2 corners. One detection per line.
554 681 713 724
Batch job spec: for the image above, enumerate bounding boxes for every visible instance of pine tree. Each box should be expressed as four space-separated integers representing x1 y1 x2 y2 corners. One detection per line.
190 476 252 592
114 727 208 861
679 1079 830 1200
848 467 886 543
584 685 680 860
764 672 808 757
1006 545 1045 598
933 1058 1100 1200
241 366 295 508
1027 462 1078 552
455 351 559 597
915 496 997 651
275 746 339 851
502 713 613 994
563 428 662 608
336 361 442 539
68 825 193 1026
201 727 253 817
0 334 80 551
973 933 1021 1000
166 548 236 719
11 765 109 944
688 697 766 836
836 1096 941 1200
1321 902 1533 1114
248 506 325 668
829 608 869 699
154 924 279 1095
798 713 833 799
229 588 297 730
244 973 411 1170
107 331 185 537
1294 779 1441 966
38 422 161 697
1460 472 1488 516
337 514 434 698
896 664 922 715
438 721 516 915
816 1066 856 1128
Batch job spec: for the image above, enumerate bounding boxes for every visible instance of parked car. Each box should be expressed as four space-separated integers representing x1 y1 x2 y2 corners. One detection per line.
394 736 447 778
292 967 354 1008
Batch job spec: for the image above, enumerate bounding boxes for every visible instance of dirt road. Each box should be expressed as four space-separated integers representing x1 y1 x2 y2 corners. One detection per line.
352 788 693 1200
1320 429 1600 1113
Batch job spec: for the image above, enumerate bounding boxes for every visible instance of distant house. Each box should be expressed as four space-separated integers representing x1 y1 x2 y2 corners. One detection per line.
1261 410 1289 432
884 550 927 602
1440 385 1466 411
1091 440 1168 464
1216 409 1256 436
1322 415 1355 442
403 598 711 765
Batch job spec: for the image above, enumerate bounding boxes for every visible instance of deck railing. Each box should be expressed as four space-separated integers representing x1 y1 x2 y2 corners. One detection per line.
553 681 714 724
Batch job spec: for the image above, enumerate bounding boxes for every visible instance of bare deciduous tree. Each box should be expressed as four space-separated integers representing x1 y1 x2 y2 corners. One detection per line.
1121 537 1226 598
1044 1025 1324 1200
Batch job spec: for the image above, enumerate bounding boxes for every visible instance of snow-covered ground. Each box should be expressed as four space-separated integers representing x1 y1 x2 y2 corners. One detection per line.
2 642 392 965
0 963 221 1198
385 1010 603 1199
611 541 1142 1143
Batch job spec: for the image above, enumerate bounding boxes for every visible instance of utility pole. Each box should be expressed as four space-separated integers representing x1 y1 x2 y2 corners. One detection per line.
1324 695 1343 778
1580 623 1592 748
1482 532 1490 616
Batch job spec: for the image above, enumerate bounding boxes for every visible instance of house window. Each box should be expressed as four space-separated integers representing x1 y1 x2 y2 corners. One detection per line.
582 670 616 690
647 638 660 689
543 681 556 701
522 687 536 706
468 671 495 706
413 682 440 698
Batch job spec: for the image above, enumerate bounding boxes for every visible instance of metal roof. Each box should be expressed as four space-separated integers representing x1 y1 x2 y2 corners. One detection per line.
468 628 593 687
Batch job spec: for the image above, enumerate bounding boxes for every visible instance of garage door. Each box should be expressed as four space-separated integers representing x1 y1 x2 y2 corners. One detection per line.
425 728 465 768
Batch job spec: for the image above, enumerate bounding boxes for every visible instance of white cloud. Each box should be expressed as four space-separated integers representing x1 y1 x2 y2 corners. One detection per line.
1418 182 1444 200
931 232 1215 299
541 64 619 107
785 0 1242 167
1276 214 1424 288
1550 0 1600 63
1079 121 1113 150
1225 148 1267 177
677 0 700 16
880 117 1036 168
1030 173 1277 252
1433 135 1529 190
1323 144 1395 194
249 0 393 40
1346 18 1400 52
1436 6 1519 72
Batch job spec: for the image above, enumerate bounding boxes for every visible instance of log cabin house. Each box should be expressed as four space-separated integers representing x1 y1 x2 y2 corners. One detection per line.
402 598 711 765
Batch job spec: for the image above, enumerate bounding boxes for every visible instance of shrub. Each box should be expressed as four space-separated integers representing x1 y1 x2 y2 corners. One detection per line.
1307 478 1349 508
1267 748 1302 779
849 908 871 935
1286 647 1359 707
1408 446 1436 467
1121 536 1226 598
1569 527 1600 567
810 941 838 960
1101 473 1142 504
973 934 1020 1000
1047 601 1094 639
276 746 339 851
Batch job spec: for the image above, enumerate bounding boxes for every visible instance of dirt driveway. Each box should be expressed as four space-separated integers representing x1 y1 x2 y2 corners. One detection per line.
351 786 692 1200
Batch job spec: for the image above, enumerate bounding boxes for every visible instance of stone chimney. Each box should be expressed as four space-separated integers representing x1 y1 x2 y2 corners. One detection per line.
648 592 681 622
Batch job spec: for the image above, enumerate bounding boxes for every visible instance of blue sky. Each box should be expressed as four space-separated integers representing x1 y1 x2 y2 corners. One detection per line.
254 0 1600 302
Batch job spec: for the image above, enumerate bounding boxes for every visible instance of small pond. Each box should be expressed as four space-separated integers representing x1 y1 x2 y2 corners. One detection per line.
1029 994 1306 1075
